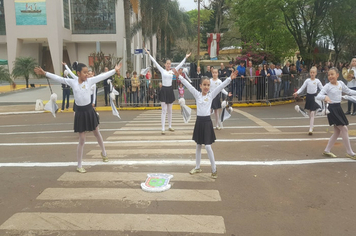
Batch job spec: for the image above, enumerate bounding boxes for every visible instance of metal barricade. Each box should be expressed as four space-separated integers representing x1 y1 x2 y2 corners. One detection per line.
116 72 329 107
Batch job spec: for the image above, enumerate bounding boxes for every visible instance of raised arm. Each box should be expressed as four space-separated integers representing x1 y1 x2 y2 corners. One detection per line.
144 48 165 74
211 71 238 98
88 63 121 86
34 67 74 87
174 53 191 71
173 69 199 98
62 62 78 80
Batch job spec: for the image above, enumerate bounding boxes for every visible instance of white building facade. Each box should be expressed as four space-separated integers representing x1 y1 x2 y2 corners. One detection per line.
0 0 155 75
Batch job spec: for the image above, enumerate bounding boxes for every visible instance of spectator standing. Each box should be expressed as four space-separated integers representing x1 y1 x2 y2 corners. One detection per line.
103 67 111 106
113 70 124 107
274 63 283 98
218 63 227 79
245 61 255 102
205 65 212 78
131 71 140 107
124 71 131 106
235 60 246 101
282 62 292 98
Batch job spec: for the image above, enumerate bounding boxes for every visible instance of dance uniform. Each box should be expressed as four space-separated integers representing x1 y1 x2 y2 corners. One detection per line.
210 78 228 109
316 81 356 126
179 75 232 144
148 55 186 104
44 69 117 132
296 78 323 111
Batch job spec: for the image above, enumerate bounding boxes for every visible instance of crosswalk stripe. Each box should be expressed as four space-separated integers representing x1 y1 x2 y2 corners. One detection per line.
86 149 206 156
125 120 194 123
125 123 194 126
112 130 193 135
116 127 194 131
107 135 192 140
58 172 215 182
104 141 196 147
0 212 225 233
37 188 221 201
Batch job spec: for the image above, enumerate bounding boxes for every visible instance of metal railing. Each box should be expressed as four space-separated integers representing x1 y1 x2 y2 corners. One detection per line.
1 72 335 107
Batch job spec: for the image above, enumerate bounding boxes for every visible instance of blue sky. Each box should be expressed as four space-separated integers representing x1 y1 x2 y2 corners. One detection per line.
177 0 198 11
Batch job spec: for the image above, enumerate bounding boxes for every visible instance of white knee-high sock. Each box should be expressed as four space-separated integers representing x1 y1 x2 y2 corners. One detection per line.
167 103 173 128
309 111 315 132
325 126 340 152
93 127 106 156
195 144 202 169
216 109 221 128
77 132 86 168
161 102 167 131
339 126 355 155
205 145 217 173
213 109 219 127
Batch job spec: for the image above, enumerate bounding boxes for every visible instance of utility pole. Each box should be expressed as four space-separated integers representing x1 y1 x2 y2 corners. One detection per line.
195 0 201 66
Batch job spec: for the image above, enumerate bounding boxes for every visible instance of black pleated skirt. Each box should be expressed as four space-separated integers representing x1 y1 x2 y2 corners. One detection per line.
192 116 216 145
305 93 320 111
74 103 99 133
327 103 348 126
211 93 222 109
159 86 175 104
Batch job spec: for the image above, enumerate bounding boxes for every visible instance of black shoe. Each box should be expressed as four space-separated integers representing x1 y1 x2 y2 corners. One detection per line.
345 111 351 115
352 112 356 116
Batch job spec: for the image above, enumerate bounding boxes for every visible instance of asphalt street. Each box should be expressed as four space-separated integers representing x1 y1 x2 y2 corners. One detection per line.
1 102 356 236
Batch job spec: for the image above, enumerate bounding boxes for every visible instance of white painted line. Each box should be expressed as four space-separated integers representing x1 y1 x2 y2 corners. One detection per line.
104 141 196 147
0 158 355 168
1 137 356 146
233 108 281 133
112 130 193 135
0 212 225 234
0 111 44 115
58 172 215 182
125 123 194 126
230 131 327 135
107 135 192 140
87 149 206 156
37 188 221 201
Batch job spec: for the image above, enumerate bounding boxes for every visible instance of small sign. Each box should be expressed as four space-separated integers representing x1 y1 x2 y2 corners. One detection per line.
134 49 143 54
141 173 173 192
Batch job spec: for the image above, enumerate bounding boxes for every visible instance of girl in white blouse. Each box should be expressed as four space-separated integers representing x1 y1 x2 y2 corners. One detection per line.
210 68 228 130
145 48 191 134
173 69 238 179
316 67 356 159
293 66 323 135
34 63 121 173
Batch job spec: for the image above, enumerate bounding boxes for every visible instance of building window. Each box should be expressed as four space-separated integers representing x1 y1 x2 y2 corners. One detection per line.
0 0 5 35
63 0 70 29
71 0 116 34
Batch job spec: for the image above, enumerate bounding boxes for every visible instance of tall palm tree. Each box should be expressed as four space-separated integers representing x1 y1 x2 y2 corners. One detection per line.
11 57 38 88
0 66 12 83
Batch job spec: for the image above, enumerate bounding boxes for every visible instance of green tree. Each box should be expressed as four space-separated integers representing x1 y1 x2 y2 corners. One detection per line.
11 57 38 88
0 66 11 83
323 0 356 64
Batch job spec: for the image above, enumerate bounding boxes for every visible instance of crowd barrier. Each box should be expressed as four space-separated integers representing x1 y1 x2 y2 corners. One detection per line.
115 72 329 106
1 72 334 107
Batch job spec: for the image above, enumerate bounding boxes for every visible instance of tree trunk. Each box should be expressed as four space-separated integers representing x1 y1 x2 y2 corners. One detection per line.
123 0 133 72
25 76 29 88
